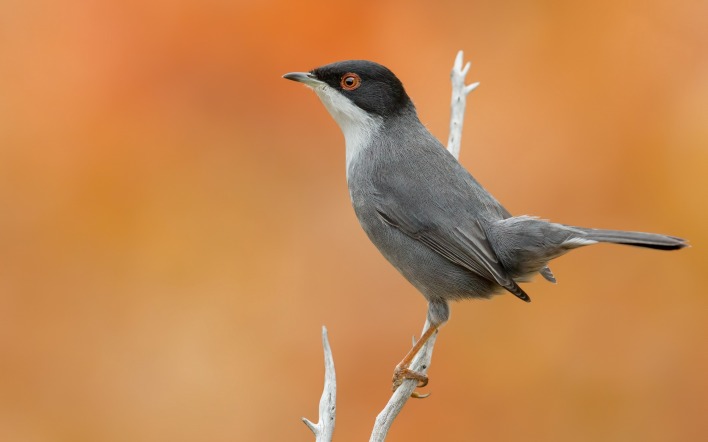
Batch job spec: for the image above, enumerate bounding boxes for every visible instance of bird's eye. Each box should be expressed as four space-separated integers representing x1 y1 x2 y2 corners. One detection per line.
340 73 361 91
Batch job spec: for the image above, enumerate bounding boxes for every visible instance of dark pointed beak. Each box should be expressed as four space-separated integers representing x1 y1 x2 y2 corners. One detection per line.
283 72 324 87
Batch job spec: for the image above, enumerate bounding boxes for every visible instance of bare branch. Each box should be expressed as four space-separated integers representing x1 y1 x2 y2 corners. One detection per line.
369 320 438 442
302 326 336 441
447 50 480 160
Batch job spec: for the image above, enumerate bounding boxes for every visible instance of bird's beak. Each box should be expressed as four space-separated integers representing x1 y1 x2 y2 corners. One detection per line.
283 71 324 88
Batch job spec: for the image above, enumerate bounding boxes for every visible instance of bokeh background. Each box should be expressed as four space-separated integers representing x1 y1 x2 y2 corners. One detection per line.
1 1 707 441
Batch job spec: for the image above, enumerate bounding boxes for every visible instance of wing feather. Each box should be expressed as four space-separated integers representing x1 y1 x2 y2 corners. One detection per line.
376 208 531 302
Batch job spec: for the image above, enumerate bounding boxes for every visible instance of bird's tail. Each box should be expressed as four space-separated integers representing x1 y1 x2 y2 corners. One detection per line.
574 227 687 250
490 216 687 279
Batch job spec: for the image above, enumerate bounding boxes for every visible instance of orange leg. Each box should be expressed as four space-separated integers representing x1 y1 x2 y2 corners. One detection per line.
392 325 438 398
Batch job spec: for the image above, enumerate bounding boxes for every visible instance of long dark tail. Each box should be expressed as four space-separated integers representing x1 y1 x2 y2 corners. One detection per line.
576 227 688 250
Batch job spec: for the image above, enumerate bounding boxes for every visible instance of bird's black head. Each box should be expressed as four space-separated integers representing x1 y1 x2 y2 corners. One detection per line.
285 60 413 118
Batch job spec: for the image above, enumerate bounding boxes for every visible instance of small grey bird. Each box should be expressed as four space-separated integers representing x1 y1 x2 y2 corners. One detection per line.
283 60 686 393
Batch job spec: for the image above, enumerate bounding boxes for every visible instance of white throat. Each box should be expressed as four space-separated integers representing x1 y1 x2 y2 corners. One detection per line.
311 84 383 177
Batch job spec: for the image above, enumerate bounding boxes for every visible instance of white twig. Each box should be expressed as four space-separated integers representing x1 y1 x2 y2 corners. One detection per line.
369 320 438 442
447 50 480 160
302 326 336 441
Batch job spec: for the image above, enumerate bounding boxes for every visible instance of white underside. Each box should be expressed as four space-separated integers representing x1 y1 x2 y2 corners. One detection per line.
309 84 383 177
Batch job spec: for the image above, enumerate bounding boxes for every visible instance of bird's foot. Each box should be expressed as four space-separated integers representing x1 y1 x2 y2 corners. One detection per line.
392 364 430 399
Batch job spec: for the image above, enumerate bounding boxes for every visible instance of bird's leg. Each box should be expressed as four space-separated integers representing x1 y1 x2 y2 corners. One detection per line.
392 325 438 396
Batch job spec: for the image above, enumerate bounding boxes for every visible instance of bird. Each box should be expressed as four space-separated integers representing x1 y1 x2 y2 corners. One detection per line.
283 60 687 395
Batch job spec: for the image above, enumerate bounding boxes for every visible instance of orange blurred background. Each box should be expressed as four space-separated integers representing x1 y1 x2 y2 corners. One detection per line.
1 1 707 441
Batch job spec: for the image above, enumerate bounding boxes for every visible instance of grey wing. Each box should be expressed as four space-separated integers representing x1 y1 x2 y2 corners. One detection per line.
368 135 531 302
375 204 531 302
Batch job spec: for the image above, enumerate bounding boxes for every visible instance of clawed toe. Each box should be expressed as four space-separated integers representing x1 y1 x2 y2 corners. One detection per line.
392 365 430 397
390 325 439 398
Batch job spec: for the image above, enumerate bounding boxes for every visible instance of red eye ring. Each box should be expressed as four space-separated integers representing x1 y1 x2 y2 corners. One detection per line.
340 73 361 91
